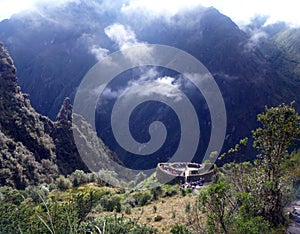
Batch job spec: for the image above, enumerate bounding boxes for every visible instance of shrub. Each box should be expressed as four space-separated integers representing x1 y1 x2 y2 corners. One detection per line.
163 185 179 197
185 202 191 214
151 186 163 200
25 185 48 203
133 192 151 206
153 205 157 213
56 175 71 190
170 223 193 234
69 170 89 187
123 196 136 208
124 204 132 214
100 194 121 212
154 215 163 222
233 216 270 234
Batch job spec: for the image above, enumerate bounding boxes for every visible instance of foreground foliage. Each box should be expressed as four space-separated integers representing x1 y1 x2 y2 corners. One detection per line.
199 103 300 233
0 185 157 233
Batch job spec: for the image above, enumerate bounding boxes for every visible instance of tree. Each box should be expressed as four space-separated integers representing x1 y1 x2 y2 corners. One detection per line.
201 103 300 233
199 180 232 233
252 103 300 225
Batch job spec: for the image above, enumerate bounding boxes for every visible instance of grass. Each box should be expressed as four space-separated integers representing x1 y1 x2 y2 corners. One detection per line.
95 191 199 233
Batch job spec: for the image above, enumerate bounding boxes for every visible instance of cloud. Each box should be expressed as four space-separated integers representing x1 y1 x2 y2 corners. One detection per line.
89 45 109 61
77 33 109 61
244 29 268 52
102 87 124 99
199 0 300 27
100 67 184 102
1 0 300 27
104 23 139 50
121 0 203 20
0 0 79 21
121 0 300 27
125 76 184 103
104 23 154 65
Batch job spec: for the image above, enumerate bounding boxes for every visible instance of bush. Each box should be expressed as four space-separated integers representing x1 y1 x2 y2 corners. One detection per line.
123 196 136 208
56 175 71 190
163 185 179 197
154 215 163 222
100 194 121 212
151 186 163 200
170 223 193 234
185 202 191 214
133 192 151 206
25 185 49 203
124 204 132 214
233 216 270 234
69 170 89 187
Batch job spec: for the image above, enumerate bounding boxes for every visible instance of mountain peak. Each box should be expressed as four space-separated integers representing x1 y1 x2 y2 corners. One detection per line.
0 42 18 90
56 97 72 123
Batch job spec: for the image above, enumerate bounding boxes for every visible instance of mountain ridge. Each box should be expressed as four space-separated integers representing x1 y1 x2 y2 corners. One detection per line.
0 42 127 188
0 1 299 166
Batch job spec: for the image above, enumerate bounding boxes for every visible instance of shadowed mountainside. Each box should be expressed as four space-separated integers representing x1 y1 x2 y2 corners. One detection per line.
0 43 126 188
0 1 299 165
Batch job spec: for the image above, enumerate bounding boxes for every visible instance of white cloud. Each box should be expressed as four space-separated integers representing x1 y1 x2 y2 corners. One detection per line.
78 33 109 61
1 0 300 27
104 23 154 65
122 0 300 27
0 0 79 21
126 76 183 102
104 23 138 50
100 67 183 102
198 0 300 27
121 0 202 20
244 30 268 52
89 45 109 61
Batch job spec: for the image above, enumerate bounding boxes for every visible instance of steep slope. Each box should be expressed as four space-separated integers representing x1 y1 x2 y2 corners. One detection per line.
0 42 58 188
51 97 124 176
259 23 300 101
0 42 126 188
50 97 89 175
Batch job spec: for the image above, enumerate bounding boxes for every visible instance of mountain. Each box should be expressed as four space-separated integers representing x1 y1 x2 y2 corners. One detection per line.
258 22 300 99
0 42 126 188
0 1 299 166
0 42 58 188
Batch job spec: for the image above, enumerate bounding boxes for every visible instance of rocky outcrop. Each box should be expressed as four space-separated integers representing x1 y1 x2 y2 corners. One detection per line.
51 97 88 175
286 199 300 234
56 97 72 124
0 42 58 188
0 42 130 187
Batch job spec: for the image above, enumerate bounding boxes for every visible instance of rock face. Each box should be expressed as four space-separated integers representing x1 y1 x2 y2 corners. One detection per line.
0 42 125 188
0 42 58 189
51 97 89 175
286 200 300 234
56 97 72 124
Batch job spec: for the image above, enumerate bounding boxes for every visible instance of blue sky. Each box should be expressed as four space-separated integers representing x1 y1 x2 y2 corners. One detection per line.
0 0 299 27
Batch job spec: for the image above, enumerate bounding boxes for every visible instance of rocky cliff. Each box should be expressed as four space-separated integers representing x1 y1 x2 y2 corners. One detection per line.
0 43 123 188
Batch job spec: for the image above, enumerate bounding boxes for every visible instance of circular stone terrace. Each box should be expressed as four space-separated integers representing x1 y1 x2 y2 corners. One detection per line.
158 162 202 176
156 162 214 184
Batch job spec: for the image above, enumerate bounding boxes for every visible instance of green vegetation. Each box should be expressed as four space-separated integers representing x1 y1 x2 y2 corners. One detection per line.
170 223 193 234
0 102 299 233
199 103 300 233
0 185 157 233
